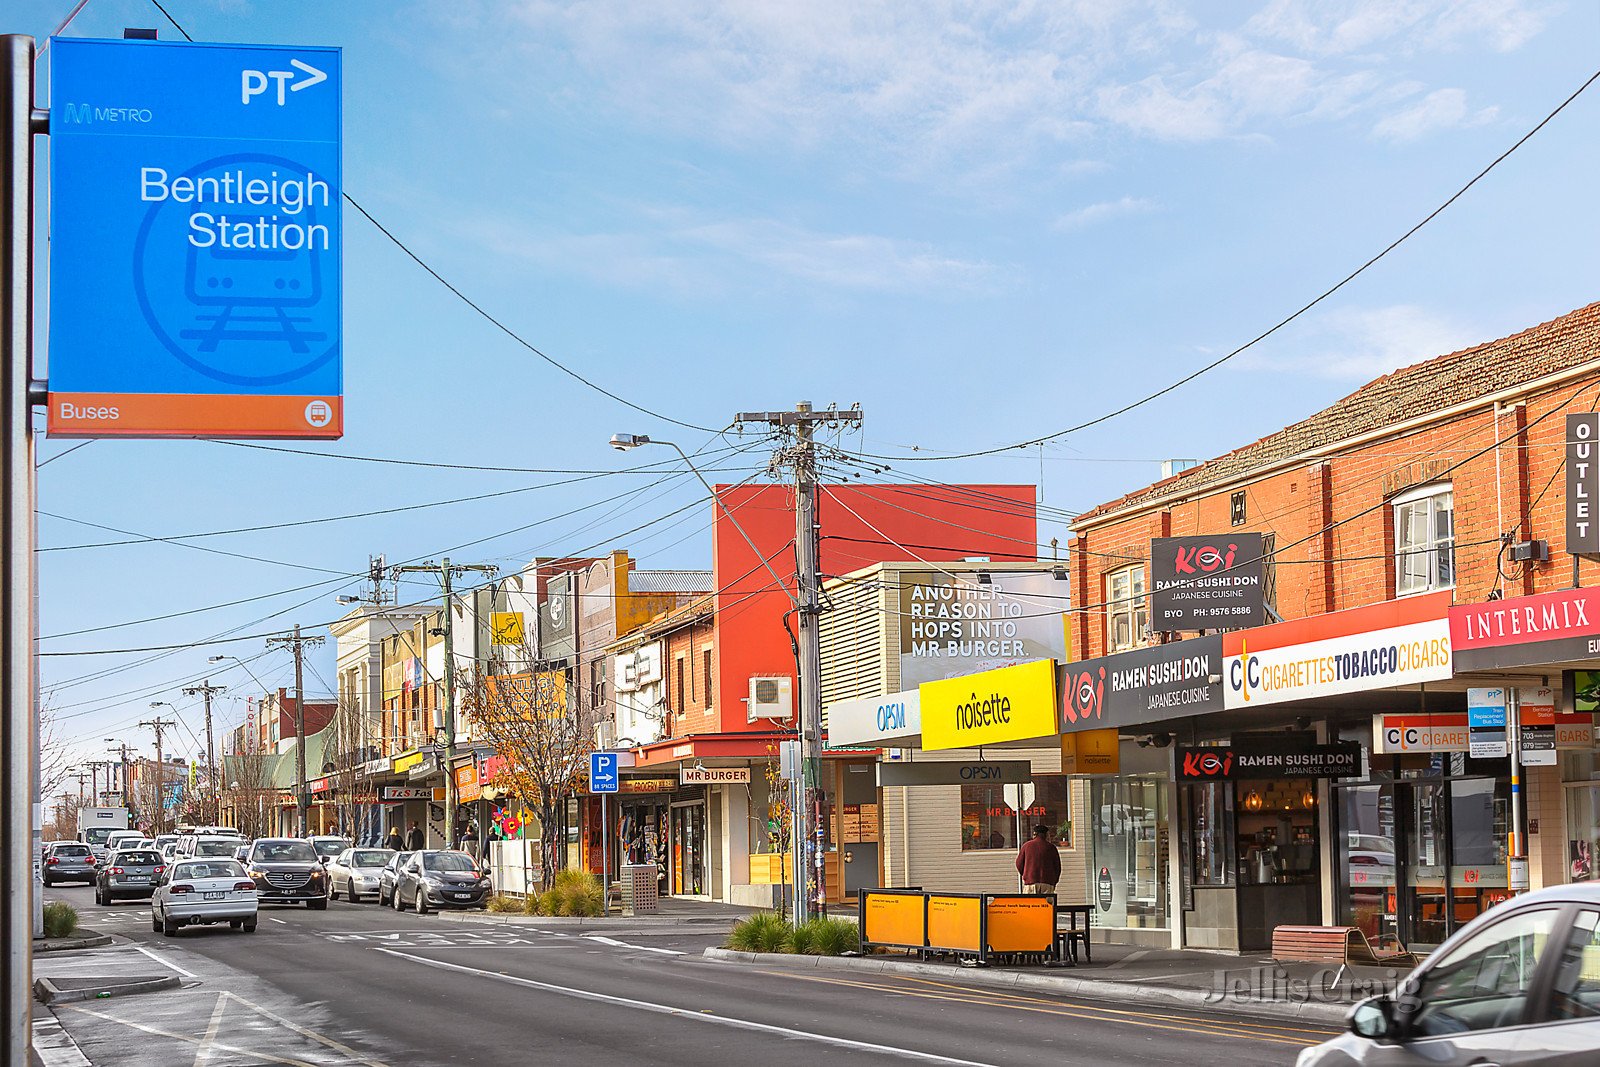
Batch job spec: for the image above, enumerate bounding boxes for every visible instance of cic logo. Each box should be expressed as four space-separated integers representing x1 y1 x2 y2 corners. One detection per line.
1228 638 1260 703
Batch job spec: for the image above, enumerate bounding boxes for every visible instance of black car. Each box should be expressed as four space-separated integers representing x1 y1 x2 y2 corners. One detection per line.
243 838 329 908
393 850 491 913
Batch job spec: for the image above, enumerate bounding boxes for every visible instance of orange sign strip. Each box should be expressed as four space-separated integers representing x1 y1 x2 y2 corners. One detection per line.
46 392 343 439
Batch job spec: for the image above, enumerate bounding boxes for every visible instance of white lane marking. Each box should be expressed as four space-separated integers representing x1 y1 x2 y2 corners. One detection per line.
224 992 389 1067
582 934 683 956
266 917 288 924
193 992 227 1067
61 1005 319 1067
376 948 999 1066
132 944 198 979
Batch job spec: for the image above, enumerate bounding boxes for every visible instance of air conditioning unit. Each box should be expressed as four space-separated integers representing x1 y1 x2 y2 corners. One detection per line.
747 676 794 722
594 722 616 750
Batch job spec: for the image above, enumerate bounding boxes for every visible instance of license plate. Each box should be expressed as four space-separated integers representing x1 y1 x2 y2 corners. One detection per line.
449 893 471 899
126 877 148 883
203 891 225 900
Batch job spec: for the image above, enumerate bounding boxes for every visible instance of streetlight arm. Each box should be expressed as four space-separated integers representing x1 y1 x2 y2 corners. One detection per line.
623 437 799 609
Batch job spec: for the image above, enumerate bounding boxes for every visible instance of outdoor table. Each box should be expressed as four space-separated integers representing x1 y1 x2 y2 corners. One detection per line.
1056 903 1093 964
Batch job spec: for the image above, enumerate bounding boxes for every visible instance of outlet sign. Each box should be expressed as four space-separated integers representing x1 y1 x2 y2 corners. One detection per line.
47 37 343 439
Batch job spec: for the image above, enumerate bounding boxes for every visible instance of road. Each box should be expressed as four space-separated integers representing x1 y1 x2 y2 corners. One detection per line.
39 883 1335 1066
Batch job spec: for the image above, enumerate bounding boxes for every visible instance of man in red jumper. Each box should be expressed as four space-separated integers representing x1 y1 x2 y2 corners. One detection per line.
1016 824 1060 895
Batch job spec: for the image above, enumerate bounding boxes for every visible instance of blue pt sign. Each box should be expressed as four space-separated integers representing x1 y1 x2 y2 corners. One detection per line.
47 37 342 439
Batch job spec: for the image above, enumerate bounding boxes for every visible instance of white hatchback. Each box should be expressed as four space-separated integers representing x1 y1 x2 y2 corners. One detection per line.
152 858 258 936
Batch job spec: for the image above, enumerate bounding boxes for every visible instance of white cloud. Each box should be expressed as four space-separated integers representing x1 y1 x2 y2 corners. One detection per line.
1247 0 1550 56
457 208 1001 297
1246 305 1478 380
1373 87 1498 141
1054 196 1157 230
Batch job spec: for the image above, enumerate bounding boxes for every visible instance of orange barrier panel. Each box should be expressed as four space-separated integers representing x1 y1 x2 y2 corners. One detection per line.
985 895 1054 954
926 894 983 953
863 891 926 949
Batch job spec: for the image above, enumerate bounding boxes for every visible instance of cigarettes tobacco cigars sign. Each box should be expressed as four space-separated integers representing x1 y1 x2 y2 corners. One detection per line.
1224 592 1453 710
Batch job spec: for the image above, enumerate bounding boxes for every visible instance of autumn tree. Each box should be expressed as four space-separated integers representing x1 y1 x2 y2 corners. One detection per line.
221 739 275 839
460 654 591 891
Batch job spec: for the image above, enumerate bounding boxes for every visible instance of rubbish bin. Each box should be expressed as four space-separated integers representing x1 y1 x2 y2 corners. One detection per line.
622 863 659 915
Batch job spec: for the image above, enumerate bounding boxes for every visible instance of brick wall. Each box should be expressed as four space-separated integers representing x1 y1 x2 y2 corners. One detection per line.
1072 374 1600 654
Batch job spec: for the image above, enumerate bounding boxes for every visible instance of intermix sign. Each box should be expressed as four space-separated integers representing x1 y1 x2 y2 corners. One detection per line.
1150 535 1266 631
1451 588 1600 670
48 37 342 439
1223 593 1452 710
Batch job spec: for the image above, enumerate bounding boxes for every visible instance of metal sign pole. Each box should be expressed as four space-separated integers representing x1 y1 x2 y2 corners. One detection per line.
2 33 39 1065
600 791 609 916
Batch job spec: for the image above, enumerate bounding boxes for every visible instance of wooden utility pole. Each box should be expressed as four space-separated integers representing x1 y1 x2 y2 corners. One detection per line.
267 625 324 836
137 717 176 833
182 680 225 825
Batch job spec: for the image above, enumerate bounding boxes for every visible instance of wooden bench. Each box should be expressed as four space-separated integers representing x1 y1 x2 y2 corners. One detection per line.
1271 925 1417 975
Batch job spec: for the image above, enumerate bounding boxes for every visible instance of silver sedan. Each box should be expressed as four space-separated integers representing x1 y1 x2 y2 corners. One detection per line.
327 847 395 904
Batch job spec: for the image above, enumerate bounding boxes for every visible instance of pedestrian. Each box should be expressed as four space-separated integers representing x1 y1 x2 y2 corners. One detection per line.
385 825 402 852
1016 824 1060 896
405 821 424 851
459 821 478 857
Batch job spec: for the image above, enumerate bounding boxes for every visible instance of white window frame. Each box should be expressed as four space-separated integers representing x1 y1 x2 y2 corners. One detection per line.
1107 564 1148 652
1393 483 1455 597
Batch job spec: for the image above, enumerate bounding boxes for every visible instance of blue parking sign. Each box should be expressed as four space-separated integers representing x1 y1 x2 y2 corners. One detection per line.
47 36 342 439
589 752 619 793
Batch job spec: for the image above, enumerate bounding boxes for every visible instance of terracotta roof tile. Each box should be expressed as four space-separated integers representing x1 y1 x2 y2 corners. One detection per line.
1074 301 1600 525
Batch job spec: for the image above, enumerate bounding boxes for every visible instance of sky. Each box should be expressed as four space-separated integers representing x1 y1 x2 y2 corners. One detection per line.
20 0 1600 775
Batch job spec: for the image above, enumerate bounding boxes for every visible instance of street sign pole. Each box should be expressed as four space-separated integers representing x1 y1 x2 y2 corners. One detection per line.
600 790 609 917
1 33 40 1065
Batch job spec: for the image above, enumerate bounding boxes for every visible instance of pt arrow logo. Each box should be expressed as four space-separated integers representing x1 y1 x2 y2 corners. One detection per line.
241 59 328 105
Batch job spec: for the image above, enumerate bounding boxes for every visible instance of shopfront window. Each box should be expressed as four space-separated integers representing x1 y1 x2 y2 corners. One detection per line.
1183 780 1233 886
961 775 1071 851
1091 776 1168 929
1564 751 1600 884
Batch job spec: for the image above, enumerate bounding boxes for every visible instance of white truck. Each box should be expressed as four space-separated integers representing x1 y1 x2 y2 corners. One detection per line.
76 807 130 861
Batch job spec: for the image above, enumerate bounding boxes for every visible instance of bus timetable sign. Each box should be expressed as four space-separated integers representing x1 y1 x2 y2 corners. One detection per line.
47 37 343 439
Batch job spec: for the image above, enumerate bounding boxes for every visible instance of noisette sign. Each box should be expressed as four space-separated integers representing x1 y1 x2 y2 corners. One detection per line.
47 37 343 439
919 659 1058 751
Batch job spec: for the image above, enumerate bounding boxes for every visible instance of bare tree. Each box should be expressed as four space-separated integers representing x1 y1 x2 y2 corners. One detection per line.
460 655 591 891
221 741 275 839
45 792 84 842
327 695 372 840
38 700 73 805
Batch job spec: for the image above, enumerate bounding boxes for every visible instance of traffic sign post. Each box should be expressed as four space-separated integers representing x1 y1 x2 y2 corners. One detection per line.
590 753 618 915
46 37 343 439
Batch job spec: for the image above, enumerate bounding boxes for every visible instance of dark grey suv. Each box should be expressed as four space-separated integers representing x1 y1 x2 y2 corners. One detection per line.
243 838 328 908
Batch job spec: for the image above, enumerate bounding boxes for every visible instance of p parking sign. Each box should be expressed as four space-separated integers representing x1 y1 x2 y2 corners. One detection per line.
47 37 342 438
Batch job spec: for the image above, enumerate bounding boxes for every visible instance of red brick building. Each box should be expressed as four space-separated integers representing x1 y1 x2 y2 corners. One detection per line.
1063 301 1600 953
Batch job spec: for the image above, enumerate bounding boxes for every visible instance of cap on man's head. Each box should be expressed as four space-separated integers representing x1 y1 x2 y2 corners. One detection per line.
1033 825 1050 838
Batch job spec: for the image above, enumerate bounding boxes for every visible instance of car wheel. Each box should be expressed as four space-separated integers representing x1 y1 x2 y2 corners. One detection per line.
162 916 178 937
348 888 361 904
309 897 328 911
243 920 257 933
415 888 428 916
328 881 338 901
393 887 404 912
151 912 162 933
42 874 52 887
230 920 242 930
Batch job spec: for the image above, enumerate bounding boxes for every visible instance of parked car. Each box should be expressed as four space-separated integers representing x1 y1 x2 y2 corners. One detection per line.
161 842 182 863
153 833 179 854
151 859 257 935
393 850 492 913
327 848 394 903
1298 883 1600 1066
242 838 328 908
42 842 96 886
307 836 352 865
176 834 248 862
376 852 414 907
232 844 250 864
94 848 165 904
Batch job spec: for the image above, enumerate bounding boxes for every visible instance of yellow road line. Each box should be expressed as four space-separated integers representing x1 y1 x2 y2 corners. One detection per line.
760 971 1323 1050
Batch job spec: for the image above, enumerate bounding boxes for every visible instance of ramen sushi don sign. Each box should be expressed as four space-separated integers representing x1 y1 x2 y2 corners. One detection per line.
47 37 342 439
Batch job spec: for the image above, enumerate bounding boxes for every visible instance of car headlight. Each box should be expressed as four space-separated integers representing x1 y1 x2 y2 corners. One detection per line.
424 875 445 887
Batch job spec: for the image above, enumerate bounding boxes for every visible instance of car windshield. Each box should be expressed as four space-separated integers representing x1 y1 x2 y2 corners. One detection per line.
82 828 113 846
115 851 161 865
312 839 349 857
352 850 392 867
390 852 414 868
424 852 478 872
53 844 89 857
175 860 245 880
154 836 177 847
253 841 318 863
193 840 238 857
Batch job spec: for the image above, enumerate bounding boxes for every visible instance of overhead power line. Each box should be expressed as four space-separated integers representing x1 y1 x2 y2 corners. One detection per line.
833 65 1600 465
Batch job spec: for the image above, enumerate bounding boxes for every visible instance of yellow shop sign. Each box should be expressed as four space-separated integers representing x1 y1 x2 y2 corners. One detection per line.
920 659 1058 751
